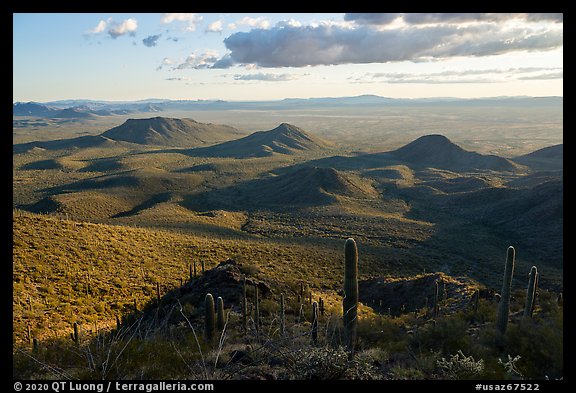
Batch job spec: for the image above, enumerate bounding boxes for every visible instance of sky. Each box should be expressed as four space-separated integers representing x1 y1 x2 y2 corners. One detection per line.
12 13 563 102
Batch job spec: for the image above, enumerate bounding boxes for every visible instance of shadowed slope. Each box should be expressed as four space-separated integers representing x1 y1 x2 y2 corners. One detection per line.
512 144 563 171
101 117 242 147
387 134 520 172
188 123 333 158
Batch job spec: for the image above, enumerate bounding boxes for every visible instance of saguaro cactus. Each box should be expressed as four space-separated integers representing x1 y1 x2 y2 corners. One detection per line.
242 277 248 333
523 266 538 319
472 289 480 313
204 293 216 345
496 246 516 342
319 298 325 316
279 293 286 336
343 238 359 356
254 286 260 333
311 301 319 345
71 322 79 345
217 296 225 331
433 279 440 317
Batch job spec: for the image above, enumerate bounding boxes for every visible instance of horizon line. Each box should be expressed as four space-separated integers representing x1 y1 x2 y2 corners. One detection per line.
13 94 564 104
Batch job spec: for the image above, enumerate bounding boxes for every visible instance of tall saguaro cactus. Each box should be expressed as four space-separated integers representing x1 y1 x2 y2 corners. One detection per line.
217 296 225 331
279 293 286 336
433 279 440 317
496 246 516 343
343 238 359 356
204 293 216 345
523 266 538 319
242 277 248 333
71 321 80 345
254 285 260 333
311 301 319 345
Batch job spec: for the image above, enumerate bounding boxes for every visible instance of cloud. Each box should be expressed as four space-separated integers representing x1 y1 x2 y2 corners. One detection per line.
228 16 270 30
356 67 563 84
206 19 224 33
344 13 563 26
142 34 162 47
233 72 302 81
161 13 203 32
517 71 563 80
86 20 107 34
165 76 192 81
175 50 221 70
156 57 174 71
343 13 400 26
108 18 138 39
208 22 562 68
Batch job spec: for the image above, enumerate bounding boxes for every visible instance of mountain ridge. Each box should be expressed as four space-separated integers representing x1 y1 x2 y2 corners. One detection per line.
100 117 242 147
386 134 520 172
189 122 332 158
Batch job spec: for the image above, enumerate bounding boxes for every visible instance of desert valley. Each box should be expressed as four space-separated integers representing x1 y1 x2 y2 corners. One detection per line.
12 96 563 380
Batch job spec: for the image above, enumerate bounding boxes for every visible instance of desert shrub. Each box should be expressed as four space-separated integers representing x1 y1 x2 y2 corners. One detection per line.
285 345 379 380
239 263 259 277
436 350 485 379
503 317 563 379
410 315 471 355
388 366 426 380
258 298 278 316
357 314 406 352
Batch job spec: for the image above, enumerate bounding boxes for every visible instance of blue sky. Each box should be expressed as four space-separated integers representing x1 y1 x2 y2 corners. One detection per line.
13 13 563 102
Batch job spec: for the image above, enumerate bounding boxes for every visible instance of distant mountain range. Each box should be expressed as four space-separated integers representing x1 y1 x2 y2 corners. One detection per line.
13 95 563 118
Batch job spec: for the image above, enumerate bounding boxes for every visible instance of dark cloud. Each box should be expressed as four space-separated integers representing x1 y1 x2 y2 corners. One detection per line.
211 23 562 68
344 13 563 26
343 13 400 25
142 34 162 47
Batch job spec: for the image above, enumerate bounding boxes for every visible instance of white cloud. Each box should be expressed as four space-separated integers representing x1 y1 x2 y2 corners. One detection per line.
205 19 224 33
233 72 302 81
156 57 174 71
161 13 203 32
108 18 138 39
228 16 270 30
356 67 563 84
175 50 221 70
87 20 107 34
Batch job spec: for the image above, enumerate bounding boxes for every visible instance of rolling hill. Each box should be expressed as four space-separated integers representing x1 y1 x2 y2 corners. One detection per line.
512 144 563 171
101 117 242 147
189 123 332 158
242 166 379 206
386 134 520 172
